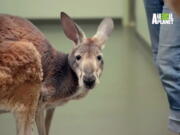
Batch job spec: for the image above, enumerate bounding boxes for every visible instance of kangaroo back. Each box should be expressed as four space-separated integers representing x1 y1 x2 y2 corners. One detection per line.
0 14 54 56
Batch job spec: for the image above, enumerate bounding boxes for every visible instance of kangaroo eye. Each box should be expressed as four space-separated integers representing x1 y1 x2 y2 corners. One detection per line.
76 55 81 61
97 55 102 61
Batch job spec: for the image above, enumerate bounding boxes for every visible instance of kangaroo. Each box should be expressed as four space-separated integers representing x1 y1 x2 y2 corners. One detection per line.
0 12 114 135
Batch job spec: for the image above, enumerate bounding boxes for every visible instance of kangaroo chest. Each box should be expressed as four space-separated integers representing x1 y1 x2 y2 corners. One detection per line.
40 86 89 110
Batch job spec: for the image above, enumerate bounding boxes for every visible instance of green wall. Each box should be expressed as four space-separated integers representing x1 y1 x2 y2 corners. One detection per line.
135 0 151 46
0 0 124 19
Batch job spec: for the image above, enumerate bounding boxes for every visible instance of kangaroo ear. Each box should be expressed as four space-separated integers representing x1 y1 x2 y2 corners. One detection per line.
60 12 86 45
93 18 114 49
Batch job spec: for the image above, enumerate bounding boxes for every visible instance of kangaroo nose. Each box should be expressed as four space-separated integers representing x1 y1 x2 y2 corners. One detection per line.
83 75 96 89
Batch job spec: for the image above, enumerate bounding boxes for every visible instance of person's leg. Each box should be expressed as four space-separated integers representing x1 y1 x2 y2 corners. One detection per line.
144 0 180 133
144 0 164 63
157 4 180 133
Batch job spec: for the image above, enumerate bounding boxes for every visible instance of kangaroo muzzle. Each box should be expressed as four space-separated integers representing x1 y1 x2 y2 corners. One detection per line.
83 74 96 89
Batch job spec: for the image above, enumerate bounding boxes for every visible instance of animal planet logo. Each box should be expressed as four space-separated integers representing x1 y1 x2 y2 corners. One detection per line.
152 13 174 24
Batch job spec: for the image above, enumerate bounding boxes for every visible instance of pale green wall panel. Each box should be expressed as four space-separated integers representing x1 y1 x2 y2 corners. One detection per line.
135 0 151 46
0 0 123 19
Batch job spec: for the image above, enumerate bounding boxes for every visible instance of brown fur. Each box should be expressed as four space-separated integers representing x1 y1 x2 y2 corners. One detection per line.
0 13 113 135
165 0 180 16
0 40 42 135
0 14 82 135
0 40 42 107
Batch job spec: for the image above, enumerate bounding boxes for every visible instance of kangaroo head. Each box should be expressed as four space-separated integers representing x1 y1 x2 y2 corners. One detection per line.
60 12 114 90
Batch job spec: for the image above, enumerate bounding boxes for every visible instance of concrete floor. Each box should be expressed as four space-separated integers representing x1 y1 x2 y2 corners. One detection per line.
0 20 177 135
